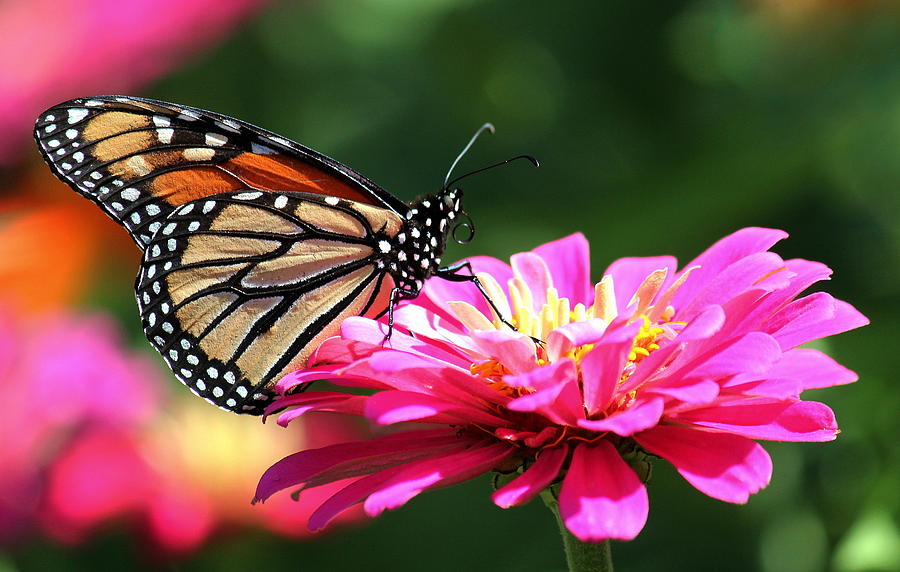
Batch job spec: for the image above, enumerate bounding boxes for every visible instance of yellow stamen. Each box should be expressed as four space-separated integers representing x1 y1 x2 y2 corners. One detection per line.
592 274 617 323
630 268 668 320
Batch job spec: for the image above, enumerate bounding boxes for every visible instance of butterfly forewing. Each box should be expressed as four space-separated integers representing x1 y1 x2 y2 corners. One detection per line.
35 95 466 415
137 190 399 414
34 96 408 249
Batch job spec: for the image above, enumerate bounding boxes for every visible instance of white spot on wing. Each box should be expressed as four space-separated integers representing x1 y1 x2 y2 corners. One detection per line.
324 196 339 206
234 191 263 200
152 116 171 128
205 133 228 147
274 195 288 209
157 128 174 143
183 148 215 161
67 109 88 123
121 188 140 201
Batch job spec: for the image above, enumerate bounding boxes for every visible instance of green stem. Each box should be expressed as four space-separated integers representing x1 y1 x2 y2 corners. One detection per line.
542 489 614 572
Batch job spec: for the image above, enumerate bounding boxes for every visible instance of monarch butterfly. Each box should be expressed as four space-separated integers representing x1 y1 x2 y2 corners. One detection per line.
34 96 535 415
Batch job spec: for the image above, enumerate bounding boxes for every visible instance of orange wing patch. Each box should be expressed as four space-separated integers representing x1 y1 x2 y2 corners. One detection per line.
222 152 382 205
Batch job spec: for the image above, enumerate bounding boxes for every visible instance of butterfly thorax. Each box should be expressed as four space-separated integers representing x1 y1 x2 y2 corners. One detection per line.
381 188 463 297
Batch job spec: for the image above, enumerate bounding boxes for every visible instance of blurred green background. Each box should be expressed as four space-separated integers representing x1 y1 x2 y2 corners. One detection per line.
5 0 899 570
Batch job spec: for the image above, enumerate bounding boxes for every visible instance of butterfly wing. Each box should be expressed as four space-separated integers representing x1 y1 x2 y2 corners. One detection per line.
34 95 410 249
137 190 402 414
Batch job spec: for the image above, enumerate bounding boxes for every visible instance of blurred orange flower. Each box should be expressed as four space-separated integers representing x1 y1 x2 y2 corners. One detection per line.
0 167 139 313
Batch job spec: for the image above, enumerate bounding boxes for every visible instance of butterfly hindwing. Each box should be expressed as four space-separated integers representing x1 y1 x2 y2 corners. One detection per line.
34 96 408 249
136 190 400 414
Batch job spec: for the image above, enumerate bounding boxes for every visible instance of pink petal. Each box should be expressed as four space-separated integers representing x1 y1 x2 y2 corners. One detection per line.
723 348 858 397
686 332 783 380
363 443 514 517
634 426 772 503
771 348 859 391
721 259 836 340
602 256 677 314
532 233 593 306
493 445 569 508
679 252 789 320
672 228 789 311
269 392 366 426
468 329 538 374
308 442 511 532
578 398 664 436
546 319 609 362
581 322 642 415
671 399 839 442
339 317 469 366
253 430 464 502
309 337 383 369
307 470 404 531
559 441 649 541
274 367 344 392
365 390 508 427
342 350 510 407
765 293 869 350
645 378 720 404
510 252 553 310
506 358 583 425
391 304 482 358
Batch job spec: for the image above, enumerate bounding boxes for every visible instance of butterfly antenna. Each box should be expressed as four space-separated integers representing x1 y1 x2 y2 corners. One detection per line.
445 154 540 190
444 123 496 188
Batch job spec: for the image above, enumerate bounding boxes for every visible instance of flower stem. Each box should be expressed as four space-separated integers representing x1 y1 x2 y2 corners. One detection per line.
542 489 614 572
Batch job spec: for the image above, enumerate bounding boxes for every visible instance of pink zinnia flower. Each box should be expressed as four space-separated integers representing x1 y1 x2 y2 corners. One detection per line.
254 228 868 542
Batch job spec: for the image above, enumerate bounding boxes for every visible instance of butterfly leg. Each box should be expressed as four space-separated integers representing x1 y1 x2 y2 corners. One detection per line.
435 261 520 333
382 286 418 345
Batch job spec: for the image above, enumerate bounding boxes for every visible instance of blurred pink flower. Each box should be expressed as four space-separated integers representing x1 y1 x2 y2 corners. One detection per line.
0 303 366 551
0 307 162 543
255 228 868 542
0 0 268 164
40 403 365 553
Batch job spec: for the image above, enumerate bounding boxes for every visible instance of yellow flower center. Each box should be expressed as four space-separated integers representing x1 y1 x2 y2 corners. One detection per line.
454 265 697 399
